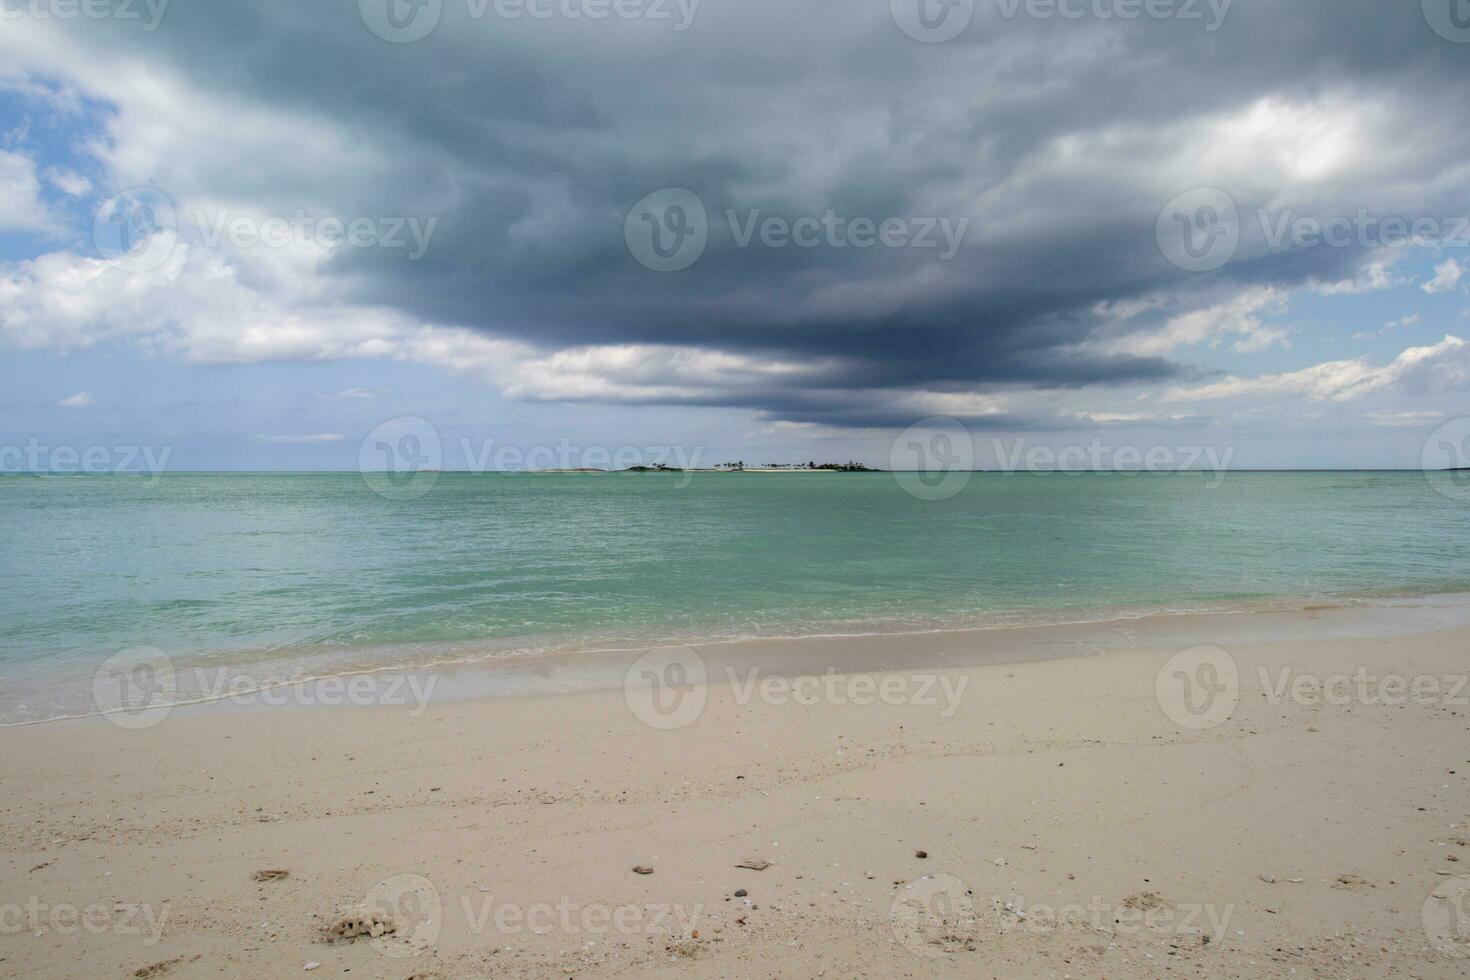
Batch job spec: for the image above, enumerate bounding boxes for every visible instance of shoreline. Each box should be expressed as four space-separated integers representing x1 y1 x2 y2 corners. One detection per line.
9 590 1470 729
2 605 1469 976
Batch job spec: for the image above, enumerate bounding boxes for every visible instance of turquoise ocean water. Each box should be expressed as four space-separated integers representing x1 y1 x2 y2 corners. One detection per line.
2 470 1469 722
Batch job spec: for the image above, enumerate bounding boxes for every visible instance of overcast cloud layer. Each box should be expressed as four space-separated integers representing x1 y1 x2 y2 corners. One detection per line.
1 0 1469 453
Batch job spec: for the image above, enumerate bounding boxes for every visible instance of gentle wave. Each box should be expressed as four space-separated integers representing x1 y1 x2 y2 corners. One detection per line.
9 586 1470 728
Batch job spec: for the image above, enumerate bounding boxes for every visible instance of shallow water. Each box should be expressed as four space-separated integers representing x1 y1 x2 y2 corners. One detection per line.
3 470 1469 722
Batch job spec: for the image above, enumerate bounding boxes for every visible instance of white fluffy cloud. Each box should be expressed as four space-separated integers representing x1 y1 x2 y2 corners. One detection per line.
44 167 91 196
0 244 423 362
1163 335 1467 403
1422 259 1464 295
1312 257 1399 296
0 150 54 233
1092 287 1290 358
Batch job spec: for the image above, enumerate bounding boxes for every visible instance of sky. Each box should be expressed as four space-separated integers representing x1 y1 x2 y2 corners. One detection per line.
1 0 1469 472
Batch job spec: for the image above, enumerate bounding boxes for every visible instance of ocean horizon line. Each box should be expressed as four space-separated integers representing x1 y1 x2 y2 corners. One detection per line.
0 467 1454 475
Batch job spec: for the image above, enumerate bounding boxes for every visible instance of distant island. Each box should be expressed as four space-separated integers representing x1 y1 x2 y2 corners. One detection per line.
536 461 880 474
714 461 878 473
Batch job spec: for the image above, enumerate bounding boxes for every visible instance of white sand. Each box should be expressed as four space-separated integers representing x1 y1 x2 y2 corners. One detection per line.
3 604 1469 977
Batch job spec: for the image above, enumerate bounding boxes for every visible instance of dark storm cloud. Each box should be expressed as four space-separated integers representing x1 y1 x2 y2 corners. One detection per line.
61 0 1470 423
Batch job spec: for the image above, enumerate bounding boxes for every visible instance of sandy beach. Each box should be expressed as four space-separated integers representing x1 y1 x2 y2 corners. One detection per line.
7 2 1470 978
3 604 1470 978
